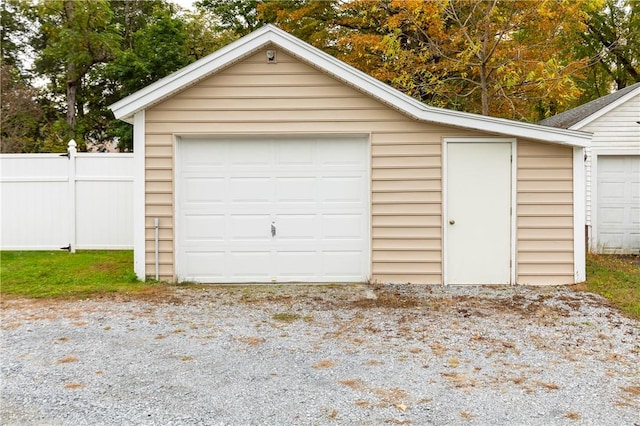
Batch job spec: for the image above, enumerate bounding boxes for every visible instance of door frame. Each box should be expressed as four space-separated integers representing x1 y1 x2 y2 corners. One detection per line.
442 138 517 285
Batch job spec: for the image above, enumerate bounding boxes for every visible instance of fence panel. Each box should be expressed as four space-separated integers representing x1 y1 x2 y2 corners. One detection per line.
0 142 134 251
75 155 134 249
1 155 70 249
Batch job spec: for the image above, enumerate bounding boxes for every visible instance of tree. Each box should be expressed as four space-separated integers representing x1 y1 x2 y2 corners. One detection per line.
0 64 44 152
576 0 639 101
104 3 224 150
368 0 598 120
27 0 121 149
195 0 261 35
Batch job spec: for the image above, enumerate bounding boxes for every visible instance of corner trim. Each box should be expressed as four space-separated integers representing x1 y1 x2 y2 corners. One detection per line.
133 111 146 280
573 146 586 282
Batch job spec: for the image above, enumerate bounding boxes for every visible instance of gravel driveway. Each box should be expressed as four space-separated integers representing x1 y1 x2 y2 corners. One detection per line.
1 284 639 425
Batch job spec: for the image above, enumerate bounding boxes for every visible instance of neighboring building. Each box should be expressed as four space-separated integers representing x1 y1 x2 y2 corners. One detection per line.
541 83 640 255
111 25 590 285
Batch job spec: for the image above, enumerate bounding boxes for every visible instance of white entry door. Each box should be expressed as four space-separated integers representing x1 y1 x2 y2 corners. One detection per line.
446 142 512 284
596 155 640 254
176 136 369 283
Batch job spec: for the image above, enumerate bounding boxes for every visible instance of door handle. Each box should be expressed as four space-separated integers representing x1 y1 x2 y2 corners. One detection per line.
449 219 455 225
271 222 276 237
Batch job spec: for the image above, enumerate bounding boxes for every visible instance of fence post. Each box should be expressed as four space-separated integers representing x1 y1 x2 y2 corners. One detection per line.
68 140 77 253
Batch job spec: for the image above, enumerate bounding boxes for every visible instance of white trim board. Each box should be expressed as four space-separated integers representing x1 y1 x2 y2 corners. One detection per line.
133 111 146 280
573 146 586 282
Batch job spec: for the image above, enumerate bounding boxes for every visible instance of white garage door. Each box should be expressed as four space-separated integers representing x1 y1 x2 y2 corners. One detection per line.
176 136 370 283
596 155 640 254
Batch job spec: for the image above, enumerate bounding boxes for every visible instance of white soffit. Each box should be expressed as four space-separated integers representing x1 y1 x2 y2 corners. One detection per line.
109 25 591 147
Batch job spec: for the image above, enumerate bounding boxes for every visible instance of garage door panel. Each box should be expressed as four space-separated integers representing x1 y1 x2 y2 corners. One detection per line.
318 140 367 168
184 178 226 204
323 251 364 278
276 251 318 278
229 142 272 166
229 178 273 203
229 252 272 278
274 214 317 240
599 206 625 224
276 141 314 166
184 252 226 278
323 214 365 239
320 177 365 203
598 233 625 250
184 215 226 241
229 215 271 240
276 177 317 203
177 136 369 282
181 141 227 169
599 181 625 199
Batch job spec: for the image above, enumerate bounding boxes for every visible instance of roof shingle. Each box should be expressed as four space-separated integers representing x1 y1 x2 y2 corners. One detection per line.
539 82 640 129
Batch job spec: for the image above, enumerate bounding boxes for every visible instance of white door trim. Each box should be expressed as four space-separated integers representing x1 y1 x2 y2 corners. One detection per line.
442 138 517 285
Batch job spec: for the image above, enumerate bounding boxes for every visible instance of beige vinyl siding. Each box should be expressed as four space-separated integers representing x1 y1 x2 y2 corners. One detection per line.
143 47 485 282
517 140 574 285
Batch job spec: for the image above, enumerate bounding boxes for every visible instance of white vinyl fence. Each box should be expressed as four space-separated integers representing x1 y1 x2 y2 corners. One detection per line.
1 141 134 251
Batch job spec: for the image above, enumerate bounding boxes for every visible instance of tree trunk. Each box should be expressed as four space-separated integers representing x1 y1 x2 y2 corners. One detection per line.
66 63 77 132
64 0 77 137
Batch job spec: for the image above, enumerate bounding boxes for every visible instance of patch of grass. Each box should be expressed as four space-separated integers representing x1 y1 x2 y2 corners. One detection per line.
0 250 157 299
272 312 301 323
580 253 640 320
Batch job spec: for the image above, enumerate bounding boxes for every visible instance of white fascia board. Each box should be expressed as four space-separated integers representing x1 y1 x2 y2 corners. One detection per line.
569 86 640 130
110 24 592 147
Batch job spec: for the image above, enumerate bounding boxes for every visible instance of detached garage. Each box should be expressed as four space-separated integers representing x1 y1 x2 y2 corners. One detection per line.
111 25 591 285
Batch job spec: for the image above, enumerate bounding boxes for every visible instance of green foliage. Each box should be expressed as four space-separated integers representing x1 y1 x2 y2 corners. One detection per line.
4 0 225 152
574 0 640 103
0 64 44 152
196 0 261 35
0 251 152 299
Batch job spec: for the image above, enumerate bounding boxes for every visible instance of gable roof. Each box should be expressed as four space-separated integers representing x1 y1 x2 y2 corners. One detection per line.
539 82 640 130
110 24 590 147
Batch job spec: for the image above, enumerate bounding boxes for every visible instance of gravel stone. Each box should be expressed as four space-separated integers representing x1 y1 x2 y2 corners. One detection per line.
1 284 639 425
